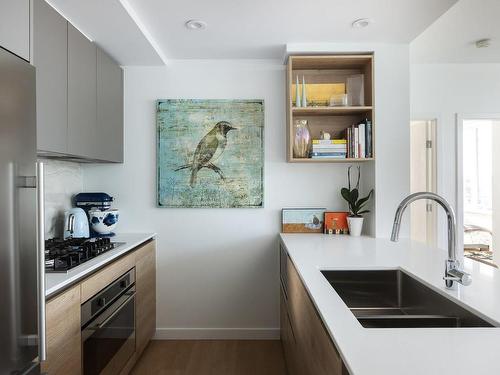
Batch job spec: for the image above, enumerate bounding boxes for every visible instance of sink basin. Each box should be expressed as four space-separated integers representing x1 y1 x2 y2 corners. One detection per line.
321 269 495 328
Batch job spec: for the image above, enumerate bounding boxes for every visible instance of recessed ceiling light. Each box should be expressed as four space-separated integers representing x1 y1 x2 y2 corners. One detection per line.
475 38 491 48
351 18 372 28
185 20 207 30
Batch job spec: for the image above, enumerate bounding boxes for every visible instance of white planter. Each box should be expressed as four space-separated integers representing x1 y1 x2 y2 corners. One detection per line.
347 216 364 237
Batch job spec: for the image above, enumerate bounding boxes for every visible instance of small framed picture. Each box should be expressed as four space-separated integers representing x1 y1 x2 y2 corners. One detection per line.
281 208 326 233
324 211 349 234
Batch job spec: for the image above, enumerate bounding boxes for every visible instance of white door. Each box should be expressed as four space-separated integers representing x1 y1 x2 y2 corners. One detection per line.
410 120 437 246
457 115 500 267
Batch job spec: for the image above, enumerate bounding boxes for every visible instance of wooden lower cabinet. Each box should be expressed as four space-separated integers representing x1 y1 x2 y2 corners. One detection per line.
281 252 344 375
281 287 303 375
135 240 156 357
42 239 156 374
41 285 82 375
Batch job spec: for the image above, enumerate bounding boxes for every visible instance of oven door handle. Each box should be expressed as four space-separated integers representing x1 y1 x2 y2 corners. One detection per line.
85 291 135 333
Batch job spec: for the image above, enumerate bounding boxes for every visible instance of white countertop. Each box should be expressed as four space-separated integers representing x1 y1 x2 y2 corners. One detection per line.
280 234 500 375
45 233 156 298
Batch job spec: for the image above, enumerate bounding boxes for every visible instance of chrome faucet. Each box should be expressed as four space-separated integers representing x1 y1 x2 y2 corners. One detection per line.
390 192 472 289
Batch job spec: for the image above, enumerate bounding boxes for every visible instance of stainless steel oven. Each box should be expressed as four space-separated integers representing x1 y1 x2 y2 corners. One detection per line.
81 269 136 375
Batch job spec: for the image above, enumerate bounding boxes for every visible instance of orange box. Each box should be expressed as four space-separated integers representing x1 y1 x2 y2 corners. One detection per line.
324 212 349 234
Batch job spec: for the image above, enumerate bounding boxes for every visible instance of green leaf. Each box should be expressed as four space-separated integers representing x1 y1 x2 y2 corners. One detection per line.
341 188 351 203
355 190 373 210
358 210 370 215
351 188 359 203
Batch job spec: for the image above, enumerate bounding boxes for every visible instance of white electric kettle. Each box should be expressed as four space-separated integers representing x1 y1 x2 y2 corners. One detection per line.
63 208 90 239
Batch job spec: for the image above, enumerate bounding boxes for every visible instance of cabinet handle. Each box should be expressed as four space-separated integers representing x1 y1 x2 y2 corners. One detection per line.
36 162 46 361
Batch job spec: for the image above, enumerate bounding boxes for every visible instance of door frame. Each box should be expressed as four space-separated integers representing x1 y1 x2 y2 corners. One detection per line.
456 113 500 259
410 117 438 246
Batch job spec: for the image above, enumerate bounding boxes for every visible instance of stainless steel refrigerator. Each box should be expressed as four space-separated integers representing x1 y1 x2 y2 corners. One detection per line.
0 47 45 374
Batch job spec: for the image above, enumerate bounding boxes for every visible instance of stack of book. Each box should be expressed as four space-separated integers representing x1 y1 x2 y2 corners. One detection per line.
311 139 347 159
346 118 372 159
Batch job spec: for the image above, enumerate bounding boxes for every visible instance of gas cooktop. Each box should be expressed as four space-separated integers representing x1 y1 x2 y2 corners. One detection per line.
45 237 124 273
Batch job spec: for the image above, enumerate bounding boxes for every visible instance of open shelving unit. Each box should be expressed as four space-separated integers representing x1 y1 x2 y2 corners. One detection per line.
286 54 375 163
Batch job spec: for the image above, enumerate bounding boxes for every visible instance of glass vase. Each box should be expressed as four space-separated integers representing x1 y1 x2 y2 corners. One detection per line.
293 120 311 158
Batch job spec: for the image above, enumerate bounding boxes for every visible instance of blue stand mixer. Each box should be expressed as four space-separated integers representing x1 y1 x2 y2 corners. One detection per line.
74 192 119 237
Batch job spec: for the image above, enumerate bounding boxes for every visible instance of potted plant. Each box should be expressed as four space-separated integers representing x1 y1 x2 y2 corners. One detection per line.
341 166 374 236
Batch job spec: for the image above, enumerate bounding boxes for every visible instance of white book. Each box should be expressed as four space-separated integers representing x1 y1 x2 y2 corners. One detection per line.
359 123 365 158
354 127 359 158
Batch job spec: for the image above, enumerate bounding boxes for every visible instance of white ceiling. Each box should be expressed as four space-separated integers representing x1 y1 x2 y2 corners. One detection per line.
411 0 500 63
47 0 163 65
126 0 456 60
48 0 458 64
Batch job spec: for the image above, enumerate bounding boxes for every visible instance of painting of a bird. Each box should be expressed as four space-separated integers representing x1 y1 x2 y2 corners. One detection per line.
174 121 237 187
156 99 264 208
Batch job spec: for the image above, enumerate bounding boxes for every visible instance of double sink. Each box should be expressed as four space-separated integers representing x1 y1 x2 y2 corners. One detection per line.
321 269 495 328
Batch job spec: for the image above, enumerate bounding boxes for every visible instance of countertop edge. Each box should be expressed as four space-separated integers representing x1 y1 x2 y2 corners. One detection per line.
45 233 156 299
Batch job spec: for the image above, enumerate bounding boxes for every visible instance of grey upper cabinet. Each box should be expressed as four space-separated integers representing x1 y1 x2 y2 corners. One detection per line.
96 48 123 162
32 0 68 154
67 23 97 159
0 0 30 60
29 0 123 162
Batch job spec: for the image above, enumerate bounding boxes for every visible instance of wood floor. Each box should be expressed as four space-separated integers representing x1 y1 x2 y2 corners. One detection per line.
131 340 287 375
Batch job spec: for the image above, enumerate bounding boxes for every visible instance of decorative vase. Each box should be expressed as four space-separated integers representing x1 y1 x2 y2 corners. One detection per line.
347 216 364 237
293 119 311 158
295 76 301 107
301 76 307 107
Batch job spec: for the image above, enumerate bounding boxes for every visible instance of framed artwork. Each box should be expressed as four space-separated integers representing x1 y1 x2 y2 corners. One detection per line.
324 211 349 234
156 99 264 208
282 208 326 233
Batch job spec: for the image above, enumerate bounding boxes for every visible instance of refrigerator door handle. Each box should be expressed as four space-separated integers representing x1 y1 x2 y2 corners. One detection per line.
36 162 46 362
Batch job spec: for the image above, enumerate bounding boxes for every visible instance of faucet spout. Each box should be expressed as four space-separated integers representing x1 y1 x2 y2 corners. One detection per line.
390 192 471 289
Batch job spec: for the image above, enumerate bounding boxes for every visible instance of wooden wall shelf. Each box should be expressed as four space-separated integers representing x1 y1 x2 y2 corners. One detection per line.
286 54 375 163
289 157 375 163
292 106 372 116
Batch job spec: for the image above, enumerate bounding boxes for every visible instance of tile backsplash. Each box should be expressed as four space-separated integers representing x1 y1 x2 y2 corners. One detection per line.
41 159 83 238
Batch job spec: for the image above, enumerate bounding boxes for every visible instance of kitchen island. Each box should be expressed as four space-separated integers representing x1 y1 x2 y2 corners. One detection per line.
280 234 500 375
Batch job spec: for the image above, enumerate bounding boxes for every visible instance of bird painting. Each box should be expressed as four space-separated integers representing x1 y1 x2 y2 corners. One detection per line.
156 99 264 208
174 121 237 187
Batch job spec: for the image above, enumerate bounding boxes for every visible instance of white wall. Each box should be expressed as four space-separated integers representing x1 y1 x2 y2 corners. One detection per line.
83 53 409 338
370 44 410 237
411 63 500 249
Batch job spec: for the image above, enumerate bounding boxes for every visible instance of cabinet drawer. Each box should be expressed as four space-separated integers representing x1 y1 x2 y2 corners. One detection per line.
80 252 135 303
